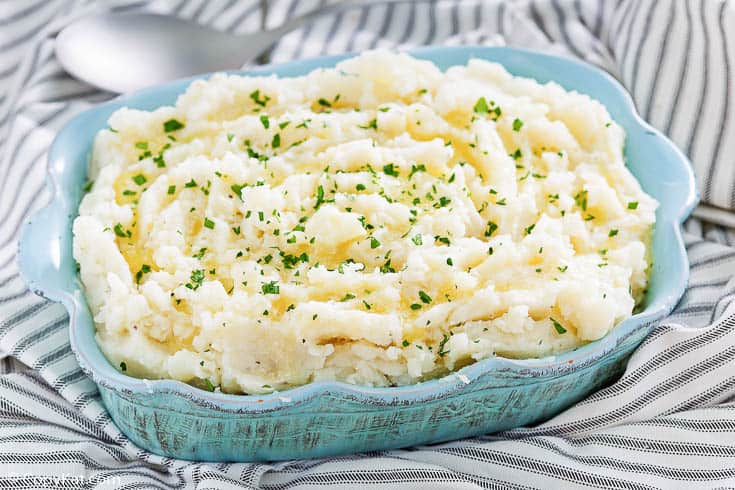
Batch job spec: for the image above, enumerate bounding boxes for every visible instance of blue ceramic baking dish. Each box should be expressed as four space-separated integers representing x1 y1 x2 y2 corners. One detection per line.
18 46 697 462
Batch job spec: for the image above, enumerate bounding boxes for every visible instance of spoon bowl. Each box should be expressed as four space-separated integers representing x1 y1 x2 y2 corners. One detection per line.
55 1 418 93
56 13 276 93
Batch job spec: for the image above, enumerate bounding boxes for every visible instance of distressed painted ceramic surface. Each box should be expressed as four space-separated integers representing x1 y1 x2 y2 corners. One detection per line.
18 46 697 462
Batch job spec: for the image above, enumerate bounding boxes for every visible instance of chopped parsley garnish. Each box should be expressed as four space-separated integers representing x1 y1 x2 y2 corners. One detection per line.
574 190 588 211
558 265 568 272
314 185 325 209
438 334 450 356
186 269 205 290
484 221 498 237
113 223 131 238
609 229 619 237
550 317 567 334
135 264 151 284
511 149 522 160
192 248 207 260
203 217 215 229
410 303 422 310
370 237 381 249
627 201 639 209
261 281 280 295
163 119 184 132
358 118 377 130
185 179 197 188
496 198 507 206
512 118 524 131
402 340 410 347
411 234 423 246
317 98 331 108
131 174 147 186
356 183 366 191
259 114 270 129
232 226 241 235
474 96 490 114
524 223 536 235
250 89 270 107
230 183 246 200
446 257 453 266
340 293 356 302
82 180 94 193
382 163 399 177
433 196 452 208
203 379 216 391
167 185 176 195
418 290 432 304
119 362 127 372
408 164 426 179
271 133 281 148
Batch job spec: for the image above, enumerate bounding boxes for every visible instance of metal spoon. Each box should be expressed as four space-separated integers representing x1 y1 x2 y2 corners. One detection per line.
55 0 414 94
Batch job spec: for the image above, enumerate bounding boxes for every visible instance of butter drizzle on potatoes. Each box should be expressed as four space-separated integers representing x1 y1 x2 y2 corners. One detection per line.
73 51 656 394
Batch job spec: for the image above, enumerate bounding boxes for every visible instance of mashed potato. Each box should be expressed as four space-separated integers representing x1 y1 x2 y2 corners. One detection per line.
73 51 656 394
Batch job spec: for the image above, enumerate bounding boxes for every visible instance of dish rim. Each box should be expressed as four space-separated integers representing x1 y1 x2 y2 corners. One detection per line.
18 45 698 410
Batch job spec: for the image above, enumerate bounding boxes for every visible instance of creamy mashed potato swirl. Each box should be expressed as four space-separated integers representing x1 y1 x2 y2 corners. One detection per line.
73 51 656 394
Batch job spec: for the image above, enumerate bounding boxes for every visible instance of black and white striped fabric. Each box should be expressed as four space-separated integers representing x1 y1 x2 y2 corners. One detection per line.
2 0 735 488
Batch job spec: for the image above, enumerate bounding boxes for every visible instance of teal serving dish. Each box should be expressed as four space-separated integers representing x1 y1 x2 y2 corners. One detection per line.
18 46 697 462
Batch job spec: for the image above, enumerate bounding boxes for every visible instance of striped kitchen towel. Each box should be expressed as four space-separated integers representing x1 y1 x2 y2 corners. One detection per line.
2 0 735 488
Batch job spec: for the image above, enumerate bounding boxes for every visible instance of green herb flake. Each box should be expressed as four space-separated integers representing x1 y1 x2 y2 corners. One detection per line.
359 118 378 130
628 201 639 209
473 96 490 114
203 217 215 229
485 221 498 237
550 317 567 334
131 174 147 186
163 119 184 132
438 334 450 356
512 118 524 131
250 89 270 107
411 234 423 246
314 185 325 209
261 281 280 295
418 290 432 304
370 237 381 249
167 185 176 195
135 264 151 284
259 114 270 129
119 362 127 372
113 223 130 238
383 163 399 177
609 229 619 237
